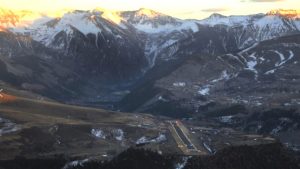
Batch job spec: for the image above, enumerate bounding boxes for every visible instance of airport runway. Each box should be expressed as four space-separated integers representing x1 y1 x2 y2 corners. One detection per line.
169 121 200 154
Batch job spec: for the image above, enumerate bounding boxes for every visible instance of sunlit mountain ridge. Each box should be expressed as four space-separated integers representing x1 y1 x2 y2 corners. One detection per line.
1 7 299 32
267 9 300 19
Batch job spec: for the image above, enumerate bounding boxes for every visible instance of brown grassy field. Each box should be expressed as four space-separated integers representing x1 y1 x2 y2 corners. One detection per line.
0 93 16 103
0 92 177 160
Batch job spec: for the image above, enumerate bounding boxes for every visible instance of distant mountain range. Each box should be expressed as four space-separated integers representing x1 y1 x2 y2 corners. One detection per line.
1 8 299 66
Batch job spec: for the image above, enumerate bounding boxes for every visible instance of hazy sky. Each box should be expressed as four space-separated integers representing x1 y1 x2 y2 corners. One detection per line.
1 0 299 19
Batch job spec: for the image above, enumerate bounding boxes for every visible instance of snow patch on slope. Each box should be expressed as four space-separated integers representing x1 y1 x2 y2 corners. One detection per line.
63 159 89 169
212 70 230 83
113 129 124 141
265 50 295 74
0 117 21 136
136 133 167 144
91 129 106 139
175 157 190 169
198 86 210 95
173 82 186 87
245 52 258 74
133 20 199 34
274 50 294 67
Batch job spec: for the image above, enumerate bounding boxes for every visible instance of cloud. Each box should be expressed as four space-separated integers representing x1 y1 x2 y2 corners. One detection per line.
242 0 285 2
176 8 228 15
201 8 228 13
176 11 196 15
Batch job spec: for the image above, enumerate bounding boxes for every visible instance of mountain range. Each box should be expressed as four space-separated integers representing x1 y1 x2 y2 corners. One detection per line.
1 8 300 151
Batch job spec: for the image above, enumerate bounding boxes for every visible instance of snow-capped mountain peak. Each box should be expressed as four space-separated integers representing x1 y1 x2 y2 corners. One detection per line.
92 8 123 24
3 7 300 54
6 10 102 46
267 9 300 19
119 8 197 34
199 13 253 27
208 13 227 19
136 8 163 18
121 8 179 25
199 10 299 31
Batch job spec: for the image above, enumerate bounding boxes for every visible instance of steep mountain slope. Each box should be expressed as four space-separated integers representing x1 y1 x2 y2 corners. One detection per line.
116 9 300 115
0 31 84 100
200 12 299 47
0 8 201 103
0 31 149 104
121 32 300 112
2 8 193 68
157 35 300 110
9 8 200 69
12 9 148 80
120 8 200 68
132 9 300 67
0 9 152 103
